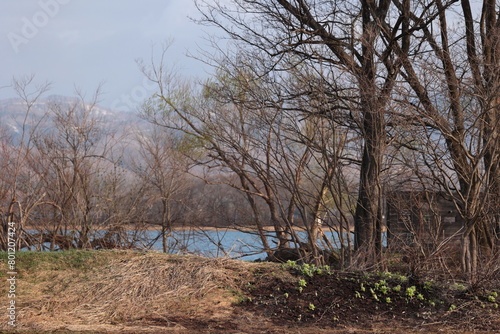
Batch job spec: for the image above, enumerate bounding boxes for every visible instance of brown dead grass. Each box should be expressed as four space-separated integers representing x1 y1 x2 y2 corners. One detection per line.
71 254 238 320
0 250 257 333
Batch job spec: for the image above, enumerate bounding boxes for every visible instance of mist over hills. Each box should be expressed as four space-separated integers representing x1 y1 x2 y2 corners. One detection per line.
0 95 144 142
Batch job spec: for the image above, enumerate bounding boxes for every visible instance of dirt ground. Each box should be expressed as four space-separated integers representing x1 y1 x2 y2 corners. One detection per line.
0 250 498 333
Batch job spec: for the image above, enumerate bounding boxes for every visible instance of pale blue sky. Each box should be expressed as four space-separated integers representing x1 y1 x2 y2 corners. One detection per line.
1 0 214 111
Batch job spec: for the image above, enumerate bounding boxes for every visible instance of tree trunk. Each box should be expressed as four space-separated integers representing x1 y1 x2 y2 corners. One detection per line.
353 10 385 265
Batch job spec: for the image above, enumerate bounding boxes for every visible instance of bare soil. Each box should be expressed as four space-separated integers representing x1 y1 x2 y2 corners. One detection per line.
0 250 498 333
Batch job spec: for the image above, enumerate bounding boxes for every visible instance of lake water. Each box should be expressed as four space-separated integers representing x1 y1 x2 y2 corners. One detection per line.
23 229 386 261
147 229 271 261
146 229 364 261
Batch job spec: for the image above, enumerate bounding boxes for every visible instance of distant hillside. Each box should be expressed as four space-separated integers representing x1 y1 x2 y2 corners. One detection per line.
0 96 143 142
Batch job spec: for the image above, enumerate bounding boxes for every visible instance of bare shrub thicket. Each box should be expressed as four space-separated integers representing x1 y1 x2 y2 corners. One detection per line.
0 78 267 254
2 1 500 285
178 0 500 280
0 81 156 251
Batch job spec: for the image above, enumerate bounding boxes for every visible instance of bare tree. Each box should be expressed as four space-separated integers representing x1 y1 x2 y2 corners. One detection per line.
133 125 191 253
0 75 50 251
140 60 283 259
30 91 115 249
193 0 413 266
140 45 355 266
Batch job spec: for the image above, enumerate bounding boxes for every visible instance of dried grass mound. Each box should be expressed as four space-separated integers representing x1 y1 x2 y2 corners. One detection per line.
12 251 254 329
68 252 242 322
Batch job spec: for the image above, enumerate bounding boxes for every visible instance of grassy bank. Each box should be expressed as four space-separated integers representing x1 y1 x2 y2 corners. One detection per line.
0 250 498 333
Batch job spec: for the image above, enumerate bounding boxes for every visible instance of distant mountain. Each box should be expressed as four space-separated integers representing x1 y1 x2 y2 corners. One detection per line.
0 96 144 141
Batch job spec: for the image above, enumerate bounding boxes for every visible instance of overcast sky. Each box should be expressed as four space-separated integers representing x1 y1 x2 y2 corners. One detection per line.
0 0 215 111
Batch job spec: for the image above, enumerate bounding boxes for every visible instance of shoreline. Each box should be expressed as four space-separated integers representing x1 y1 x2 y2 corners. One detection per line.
23 224 357 233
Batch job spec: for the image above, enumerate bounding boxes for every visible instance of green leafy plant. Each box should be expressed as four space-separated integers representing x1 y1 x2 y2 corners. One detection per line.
370 288 379 302
379 285 389 295
377 271 407 282
424 281 433 291
300 264 314 277
281 260 297 270
297 278 307 293
297 263 333 277
406 286 417 298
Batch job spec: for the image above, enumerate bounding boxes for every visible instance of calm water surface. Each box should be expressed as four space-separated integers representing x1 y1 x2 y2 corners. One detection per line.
25 228 386 261
147 229 360 261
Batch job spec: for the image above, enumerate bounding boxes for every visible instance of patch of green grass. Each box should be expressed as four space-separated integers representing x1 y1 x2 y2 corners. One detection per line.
0 250 118 279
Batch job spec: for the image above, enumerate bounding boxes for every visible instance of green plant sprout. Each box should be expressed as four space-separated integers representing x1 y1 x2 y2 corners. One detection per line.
406 286 417 298
488 291 498 303
379 285 389 295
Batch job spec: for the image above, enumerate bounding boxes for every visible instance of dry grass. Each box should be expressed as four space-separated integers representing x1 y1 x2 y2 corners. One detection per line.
71 253 241 320
0 250 256 332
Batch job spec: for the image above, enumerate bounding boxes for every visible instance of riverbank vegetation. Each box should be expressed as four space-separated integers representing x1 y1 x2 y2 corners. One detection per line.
0 250 498 333
1 0 500 286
